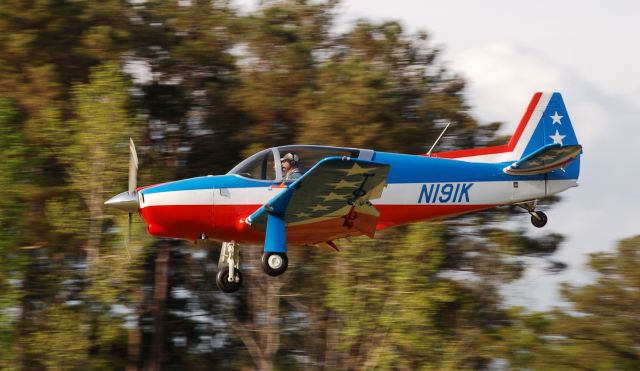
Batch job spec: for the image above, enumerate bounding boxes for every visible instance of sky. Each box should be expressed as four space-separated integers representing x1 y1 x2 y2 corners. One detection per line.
236 0 640 309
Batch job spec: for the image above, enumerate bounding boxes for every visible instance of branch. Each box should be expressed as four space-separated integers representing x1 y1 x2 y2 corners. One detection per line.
226 311 265 365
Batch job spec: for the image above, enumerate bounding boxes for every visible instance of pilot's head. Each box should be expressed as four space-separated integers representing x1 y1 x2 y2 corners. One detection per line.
281 153 299 172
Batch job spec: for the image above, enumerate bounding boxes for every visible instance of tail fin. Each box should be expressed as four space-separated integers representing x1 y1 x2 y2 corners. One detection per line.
431 92 581 165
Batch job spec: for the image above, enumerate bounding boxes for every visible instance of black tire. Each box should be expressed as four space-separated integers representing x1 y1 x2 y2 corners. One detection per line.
261 252 288 276
216 267 242 293
531 211 548 228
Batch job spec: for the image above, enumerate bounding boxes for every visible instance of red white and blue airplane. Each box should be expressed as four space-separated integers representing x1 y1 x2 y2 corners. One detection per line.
106 92 582 292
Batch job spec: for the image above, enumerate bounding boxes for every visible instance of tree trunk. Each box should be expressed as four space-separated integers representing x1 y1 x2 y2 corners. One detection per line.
126 287 144 371
324 310 338 371
85 183 103 267
16 253 33 370
228 245 286 371
149 243 170 371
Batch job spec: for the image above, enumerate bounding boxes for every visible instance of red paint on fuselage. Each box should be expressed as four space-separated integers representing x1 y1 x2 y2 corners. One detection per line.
139 203 496 243
140 205 213 240
375 204 493 229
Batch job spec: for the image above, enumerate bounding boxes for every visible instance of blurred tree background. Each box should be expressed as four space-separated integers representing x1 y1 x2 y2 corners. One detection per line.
0 1 635 370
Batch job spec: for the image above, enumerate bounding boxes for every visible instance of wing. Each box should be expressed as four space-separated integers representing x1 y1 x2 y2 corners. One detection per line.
247 156 390 240
504 144 582 175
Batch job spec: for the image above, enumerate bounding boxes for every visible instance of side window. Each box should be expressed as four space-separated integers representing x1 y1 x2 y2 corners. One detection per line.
278 148 358 180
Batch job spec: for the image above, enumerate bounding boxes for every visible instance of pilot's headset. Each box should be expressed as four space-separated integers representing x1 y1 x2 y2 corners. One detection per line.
281 153 299 166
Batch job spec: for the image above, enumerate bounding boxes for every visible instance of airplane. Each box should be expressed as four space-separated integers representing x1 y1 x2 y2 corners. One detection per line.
105 92 582 293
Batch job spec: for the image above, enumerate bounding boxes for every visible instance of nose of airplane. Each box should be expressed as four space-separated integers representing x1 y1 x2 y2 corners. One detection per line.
104 191 139 213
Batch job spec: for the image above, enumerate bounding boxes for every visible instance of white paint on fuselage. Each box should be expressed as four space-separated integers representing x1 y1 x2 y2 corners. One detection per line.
376 179 575 206
214 186 285 205
140 179 577 209
141 189 214 207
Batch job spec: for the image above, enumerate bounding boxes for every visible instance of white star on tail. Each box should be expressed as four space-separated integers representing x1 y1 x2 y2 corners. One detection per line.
550 111 563 124
550 130 566 145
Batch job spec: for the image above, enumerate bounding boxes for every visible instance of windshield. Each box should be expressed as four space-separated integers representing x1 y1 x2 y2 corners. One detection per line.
227 149 277 181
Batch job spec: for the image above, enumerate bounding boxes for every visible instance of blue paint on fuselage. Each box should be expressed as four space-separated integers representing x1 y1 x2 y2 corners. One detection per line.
142 149 579 195
142 174 274 194
372 152 544 183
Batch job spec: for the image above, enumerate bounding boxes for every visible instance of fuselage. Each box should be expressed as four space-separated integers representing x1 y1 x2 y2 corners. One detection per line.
137 149 579 244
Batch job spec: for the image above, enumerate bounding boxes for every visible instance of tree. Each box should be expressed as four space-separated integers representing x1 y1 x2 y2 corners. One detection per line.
299 20 477 154
0 100 27 369
495 236 640 370
59 62 137 264
229 0 335 154
128 0 243 179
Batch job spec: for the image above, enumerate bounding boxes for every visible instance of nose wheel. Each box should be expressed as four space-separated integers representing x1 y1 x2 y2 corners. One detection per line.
216 241 242 293
261 252 288 276
216 267 242 293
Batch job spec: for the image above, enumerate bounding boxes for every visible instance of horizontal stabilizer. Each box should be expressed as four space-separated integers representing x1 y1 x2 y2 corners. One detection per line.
504 144 582 175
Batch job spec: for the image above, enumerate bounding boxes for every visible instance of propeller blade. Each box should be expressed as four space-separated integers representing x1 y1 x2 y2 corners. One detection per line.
124 212 132 263
128 138 138 196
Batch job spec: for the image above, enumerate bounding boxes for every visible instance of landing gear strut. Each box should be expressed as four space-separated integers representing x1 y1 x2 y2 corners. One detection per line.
517 200 548 228
216 241 242 293
261 252 288 276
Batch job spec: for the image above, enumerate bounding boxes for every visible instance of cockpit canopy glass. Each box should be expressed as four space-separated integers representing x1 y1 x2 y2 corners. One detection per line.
228 145 363 181
227 149 277 180
276 146 359 178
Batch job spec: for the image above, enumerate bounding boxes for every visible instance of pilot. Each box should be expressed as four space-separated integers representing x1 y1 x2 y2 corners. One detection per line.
281 153 301 180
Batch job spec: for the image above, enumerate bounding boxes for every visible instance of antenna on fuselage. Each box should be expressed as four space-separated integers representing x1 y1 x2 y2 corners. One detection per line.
426 121 451 156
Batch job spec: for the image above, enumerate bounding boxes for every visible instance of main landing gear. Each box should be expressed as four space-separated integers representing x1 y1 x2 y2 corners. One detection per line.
517 200 548 228
261 252 288 276
260 212 289 277
216 241 242 293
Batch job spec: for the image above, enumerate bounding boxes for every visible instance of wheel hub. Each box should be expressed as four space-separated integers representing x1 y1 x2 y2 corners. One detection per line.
268 254 283 269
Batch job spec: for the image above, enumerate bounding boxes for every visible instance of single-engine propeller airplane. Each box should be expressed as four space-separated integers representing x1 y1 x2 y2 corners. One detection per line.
106 92 582 292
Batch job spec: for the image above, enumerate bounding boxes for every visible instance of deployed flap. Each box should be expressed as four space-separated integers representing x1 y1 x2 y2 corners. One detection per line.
504 144 582 175
247 156 390 239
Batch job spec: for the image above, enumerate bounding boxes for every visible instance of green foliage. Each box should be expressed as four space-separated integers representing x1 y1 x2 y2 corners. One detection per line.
324 223 494 370
299 20 477 154
496 236 640 370
549 236 640 369
0 100 25 250
65 62 136 197
0 100 27 366
27 306 91 370
44 196 90 245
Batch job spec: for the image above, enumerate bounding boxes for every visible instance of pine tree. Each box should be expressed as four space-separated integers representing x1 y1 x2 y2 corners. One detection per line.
501 236 640 370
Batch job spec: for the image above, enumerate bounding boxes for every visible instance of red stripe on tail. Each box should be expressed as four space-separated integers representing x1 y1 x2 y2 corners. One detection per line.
427 92 542 159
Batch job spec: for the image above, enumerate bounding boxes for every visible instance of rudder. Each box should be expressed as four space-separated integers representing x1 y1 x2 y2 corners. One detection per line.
519 92 579 159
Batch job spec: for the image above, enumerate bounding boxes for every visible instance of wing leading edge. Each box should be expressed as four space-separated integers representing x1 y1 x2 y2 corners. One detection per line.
247 156 390 241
